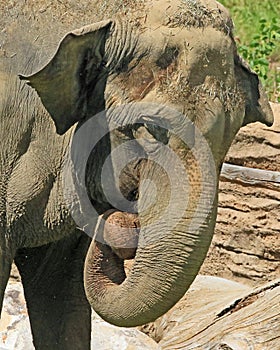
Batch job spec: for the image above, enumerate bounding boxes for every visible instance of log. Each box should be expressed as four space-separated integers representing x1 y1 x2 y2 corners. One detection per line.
141 276 280 350
220 163 280 190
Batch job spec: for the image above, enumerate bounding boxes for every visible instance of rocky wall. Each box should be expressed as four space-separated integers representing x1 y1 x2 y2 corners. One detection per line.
201 103 280 286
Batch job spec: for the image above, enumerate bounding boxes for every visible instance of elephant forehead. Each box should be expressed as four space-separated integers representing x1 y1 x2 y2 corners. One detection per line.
110 24 235 106
143 0 232 32
133 0 235 75
140 25 234 68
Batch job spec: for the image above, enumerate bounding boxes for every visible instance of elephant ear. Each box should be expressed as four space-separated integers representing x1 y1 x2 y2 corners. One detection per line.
20 20 112 134
235 55 274 127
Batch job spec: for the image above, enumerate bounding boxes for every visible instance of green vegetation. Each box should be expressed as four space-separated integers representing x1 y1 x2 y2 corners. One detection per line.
220 0 280 102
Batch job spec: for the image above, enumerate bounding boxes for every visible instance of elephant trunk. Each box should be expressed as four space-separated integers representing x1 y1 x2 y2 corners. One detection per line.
84 209 217 327
84 151 218 327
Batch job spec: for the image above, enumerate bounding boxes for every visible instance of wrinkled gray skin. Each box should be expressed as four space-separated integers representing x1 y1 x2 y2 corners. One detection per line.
0 0 273 349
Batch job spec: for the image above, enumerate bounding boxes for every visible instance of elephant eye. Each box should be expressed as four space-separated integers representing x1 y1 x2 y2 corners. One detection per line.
129 188 139 201
156 46 179 69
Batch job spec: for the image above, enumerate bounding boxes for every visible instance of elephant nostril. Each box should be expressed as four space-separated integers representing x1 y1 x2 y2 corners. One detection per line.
102 210 140 260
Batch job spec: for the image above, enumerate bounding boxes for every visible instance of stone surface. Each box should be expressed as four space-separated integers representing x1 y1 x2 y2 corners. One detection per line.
226 102 280 172
91 317 159 350
201 102 280 287
0 282 32 350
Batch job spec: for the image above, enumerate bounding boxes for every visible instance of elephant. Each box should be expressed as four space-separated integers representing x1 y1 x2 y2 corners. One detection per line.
0 0 274 349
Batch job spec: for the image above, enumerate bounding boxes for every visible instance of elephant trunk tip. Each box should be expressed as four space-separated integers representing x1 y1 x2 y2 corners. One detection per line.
103 209 140 260
84 209 140 298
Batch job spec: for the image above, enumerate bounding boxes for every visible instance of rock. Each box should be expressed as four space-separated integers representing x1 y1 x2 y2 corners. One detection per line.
91 315 159 350
0 282 32 350
201 102 280 286
0 280 159 350
226 102 280 171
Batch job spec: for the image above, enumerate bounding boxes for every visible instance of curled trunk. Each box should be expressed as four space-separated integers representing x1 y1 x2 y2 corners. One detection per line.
84 152 219 326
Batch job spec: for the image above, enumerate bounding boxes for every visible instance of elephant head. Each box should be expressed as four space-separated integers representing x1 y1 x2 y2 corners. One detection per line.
21 0 273 327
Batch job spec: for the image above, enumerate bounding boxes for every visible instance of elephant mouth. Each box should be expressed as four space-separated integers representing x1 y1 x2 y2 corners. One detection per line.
96 209 140 261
